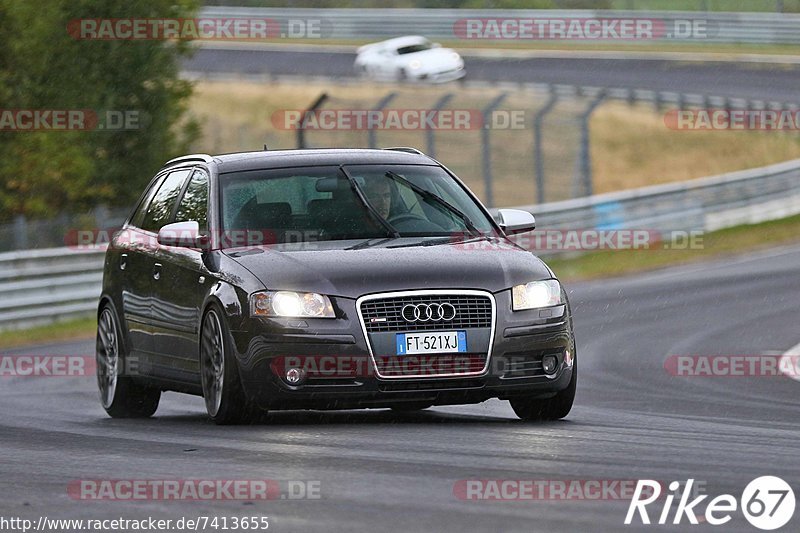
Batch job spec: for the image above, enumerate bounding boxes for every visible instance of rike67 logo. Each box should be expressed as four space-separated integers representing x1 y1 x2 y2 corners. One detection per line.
626 477 795 530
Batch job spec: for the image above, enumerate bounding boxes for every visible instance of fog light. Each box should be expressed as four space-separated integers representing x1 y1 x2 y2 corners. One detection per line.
285 367 304 385
542 355 558 375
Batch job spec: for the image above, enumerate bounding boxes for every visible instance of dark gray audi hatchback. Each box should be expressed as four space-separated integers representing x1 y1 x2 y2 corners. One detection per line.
97 148 576 424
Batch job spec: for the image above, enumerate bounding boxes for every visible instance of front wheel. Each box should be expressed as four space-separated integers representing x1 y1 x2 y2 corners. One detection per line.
509 361 576 421
96 305 160 418
200 307 259 425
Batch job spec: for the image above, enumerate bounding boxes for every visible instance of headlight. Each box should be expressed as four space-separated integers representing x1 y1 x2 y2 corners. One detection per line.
250 291 335 318
511 280 562 311
408 60 422 69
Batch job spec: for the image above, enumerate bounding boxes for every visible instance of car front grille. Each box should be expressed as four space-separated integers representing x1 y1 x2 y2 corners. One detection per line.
360 294 493 333
358 291 496 379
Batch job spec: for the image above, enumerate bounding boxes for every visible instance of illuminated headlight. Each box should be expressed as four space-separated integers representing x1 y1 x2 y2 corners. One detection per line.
511 280 562 311
409 60 422 70
250 291 335 318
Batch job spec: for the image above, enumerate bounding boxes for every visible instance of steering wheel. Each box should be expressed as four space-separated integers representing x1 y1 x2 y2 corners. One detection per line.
388 213 429 226
387 213 446 233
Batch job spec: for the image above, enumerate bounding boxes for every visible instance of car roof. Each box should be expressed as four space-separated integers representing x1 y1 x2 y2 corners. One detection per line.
185 148 437 174
360 35 430 52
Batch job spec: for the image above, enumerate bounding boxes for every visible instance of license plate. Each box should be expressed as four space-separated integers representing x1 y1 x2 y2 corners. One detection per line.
396 331 467 355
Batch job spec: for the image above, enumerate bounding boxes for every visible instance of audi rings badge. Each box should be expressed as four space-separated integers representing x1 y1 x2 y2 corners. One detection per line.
401 303 457 323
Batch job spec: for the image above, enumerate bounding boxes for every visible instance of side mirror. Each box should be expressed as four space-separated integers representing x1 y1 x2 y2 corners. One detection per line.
157 221 208 249
432 42 442 48
497 209 536 235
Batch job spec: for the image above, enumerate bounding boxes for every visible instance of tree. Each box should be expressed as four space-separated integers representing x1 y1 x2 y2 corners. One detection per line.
0 0 200 222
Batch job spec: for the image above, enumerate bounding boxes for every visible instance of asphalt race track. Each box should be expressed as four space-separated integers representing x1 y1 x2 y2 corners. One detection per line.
2 244 798 532
183 48 800 103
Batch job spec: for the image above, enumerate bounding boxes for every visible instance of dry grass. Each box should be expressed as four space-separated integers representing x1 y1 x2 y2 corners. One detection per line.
591 101 800 193
187 79 800 206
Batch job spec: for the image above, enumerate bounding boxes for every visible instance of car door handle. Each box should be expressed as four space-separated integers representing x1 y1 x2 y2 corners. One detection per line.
120 253 128 271
152 263 162 280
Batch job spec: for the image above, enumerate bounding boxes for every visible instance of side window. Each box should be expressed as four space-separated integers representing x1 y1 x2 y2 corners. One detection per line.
140 169 191 233
174 169 209 229
129 174 166 228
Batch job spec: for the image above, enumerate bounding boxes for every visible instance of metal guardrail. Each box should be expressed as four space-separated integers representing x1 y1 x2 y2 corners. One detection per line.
0 248 106 331
200 7 800 45
510 157 800 233
1 158 799 331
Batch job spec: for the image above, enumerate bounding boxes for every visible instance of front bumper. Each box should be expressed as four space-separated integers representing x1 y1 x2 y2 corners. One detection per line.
232 290 574 410
414 66 466 83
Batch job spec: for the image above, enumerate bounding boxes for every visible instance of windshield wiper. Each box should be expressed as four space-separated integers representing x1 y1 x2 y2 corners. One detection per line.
339 166 400 239
384 171 481 237
346 237 393 250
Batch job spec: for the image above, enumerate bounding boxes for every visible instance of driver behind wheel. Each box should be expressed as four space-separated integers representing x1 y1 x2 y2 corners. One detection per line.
362 177 394 220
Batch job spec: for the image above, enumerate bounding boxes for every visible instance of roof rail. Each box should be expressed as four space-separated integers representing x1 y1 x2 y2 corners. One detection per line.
383 147 425 155
162 154 214 168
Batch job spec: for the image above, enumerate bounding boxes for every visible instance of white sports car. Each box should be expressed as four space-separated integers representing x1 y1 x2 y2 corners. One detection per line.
354 36 465 83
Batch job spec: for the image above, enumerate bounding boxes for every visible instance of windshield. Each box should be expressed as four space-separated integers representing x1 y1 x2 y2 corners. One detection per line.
219 164 496 245
396 42 432 55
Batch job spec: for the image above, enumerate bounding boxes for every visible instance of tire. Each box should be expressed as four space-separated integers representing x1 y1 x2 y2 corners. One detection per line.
96 305 160 418
509 356 577 421
390 402 433 412
397 68 408 82
200 306 259 425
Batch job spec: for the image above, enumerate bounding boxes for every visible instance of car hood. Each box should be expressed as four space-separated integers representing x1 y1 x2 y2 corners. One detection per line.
223 237 552 300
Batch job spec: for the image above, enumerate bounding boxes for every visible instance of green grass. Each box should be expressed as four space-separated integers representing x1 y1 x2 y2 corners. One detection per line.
0 315 96 350
549 213 800 281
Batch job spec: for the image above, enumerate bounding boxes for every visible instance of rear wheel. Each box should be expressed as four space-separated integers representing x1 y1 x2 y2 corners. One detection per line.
200 307 259 425
96 305 160 418
510 359 576 421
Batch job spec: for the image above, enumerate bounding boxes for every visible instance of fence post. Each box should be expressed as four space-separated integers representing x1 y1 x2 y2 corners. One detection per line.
94 205 109 229
427 93 454 158
533 87 559 204
297 93 328 149
13 215 28 250
368 92 398 149
577 90 606 198
480 92 508 208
